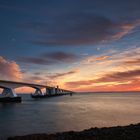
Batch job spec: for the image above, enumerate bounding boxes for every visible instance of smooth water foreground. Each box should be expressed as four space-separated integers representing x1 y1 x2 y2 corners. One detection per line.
0 92 140 139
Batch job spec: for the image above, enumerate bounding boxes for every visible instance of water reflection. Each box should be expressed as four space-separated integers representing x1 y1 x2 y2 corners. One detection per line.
0 92 140 139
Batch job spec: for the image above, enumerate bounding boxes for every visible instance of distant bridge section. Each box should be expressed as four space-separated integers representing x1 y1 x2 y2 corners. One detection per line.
0 80 73 98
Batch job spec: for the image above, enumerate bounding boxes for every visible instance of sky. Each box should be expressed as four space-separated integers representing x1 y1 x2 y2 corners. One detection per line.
0 0 140 92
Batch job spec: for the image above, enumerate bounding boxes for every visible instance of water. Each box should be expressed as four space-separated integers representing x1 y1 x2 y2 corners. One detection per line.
0 92 140 139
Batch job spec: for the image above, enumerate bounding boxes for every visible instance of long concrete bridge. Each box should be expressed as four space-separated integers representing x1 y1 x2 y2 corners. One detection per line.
0 80 73 98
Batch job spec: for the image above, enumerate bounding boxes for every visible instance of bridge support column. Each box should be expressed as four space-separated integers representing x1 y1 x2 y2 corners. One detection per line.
45 88 51 95
51 87 55 95
55 86 59 94
58 88 61 94
2 87 17 97
45 87 56 95
34 88 42 95
60 90 62 94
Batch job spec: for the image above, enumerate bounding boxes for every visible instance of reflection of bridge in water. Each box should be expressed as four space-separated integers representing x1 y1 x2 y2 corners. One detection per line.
0 80 73 102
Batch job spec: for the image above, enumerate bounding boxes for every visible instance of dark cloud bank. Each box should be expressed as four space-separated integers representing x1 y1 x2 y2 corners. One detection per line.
18 51 79 65
18 0 140 46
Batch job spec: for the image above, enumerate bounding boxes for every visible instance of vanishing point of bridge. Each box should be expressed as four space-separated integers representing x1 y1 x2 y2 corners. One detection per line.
0 80 73 102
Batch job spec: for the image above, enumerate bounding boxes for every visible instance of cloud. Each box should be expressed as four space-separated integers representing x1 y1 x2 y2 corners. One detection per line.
81 47 140 67
64 47 140 90
123 58 140 66
65 69 140 88
71 79 140 92
2 0 140 48
18 51 79 65
104 47 140 68
96 69 140 83
28 76 44 81
25 76 48 85
65 79 94 88
112 20 140 40
33 15 113 46
22 14 140 46
33 72 41 75
82 55 110 64
30 14 114 46
43 51 79 63
47 69 79 79
18 57 56 65
0 56 23 81
21 69 79 89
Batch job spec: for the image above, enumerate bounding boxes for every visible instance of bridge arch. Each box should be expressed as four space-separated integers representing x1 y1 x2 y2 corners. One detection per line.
0 83 45 97
0 86 17 97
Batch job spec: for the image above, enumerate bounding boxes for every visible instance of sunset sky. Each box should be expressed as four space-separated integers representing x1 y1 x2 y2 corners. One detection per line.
0 0 140 92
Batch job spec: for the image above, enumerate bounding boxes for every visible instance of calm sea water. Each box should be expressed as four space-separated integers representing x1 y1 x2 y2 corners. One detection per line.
0 92 140 139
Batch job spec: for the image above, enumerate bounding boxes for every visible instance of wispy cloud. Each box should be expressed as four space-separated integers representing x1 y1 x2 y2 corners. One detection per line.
65 69 140 91
96 69 140 83
18 51 80 65
123 58 140 66
42 51 80 63
47 69 79 79
81 47 140 68
82 55 110 64
18 57 56 65
71 79 140 92
112 20 140 40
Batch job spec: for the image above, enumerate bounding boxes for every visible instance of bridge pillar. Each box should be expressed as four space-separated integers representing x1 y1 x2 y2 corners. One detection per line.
45 88 51 95
55 86 59 94
51 87 55 95
45 87 55 95
34 88 42 95
58 88 61 94
1 87 17 97
61 89 63 93
59 89 61 93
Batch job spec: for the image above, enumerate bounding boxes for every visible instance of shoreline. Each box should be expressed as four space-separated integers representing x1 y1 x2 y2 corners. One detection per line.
8 123 140 140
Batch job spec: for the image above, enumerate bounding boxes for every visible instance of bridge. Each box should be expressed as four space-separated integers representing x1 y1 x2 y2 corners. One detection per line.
0 80 73 99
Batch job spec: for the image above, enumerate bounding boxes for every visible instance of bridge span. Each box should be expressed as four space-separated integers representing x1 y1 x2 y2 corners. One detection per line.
0 80 73 101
